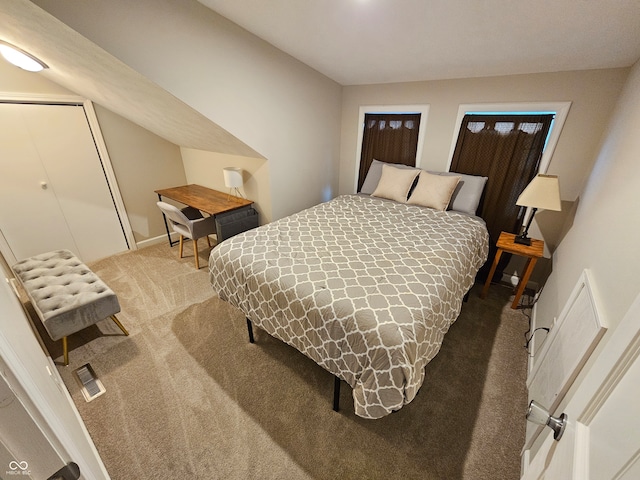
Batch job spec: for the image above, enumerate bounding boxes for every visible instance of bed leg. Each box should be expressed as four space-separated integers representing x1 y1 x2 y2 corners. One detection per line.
246 318 255 343
463 291 470 303
333 376 341 412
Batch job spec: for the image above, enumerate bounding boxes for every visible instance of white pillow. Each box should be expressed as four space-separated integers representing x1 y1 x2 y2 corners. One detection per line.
408 171 461 211
360 159 419 194
371 164 419 203
435 172 488 215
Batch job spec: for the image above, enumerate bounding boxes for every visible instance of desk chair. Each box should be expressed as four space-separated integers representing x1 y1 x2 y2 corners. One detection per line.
157 201 217 269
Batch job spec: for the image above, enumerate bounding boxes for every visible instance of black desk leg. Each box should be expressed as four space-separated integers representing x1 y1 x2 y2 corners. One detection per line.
157 193 177 247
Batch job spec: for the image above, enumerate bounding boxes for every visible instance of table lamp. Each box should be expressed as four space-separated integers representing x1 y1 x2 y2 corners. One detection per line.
223 167 244 199
515 174 561 245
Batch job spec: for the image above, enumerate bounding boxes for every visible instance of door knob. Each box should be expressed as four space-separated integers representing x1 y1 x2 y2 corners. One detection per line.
526 400 567 441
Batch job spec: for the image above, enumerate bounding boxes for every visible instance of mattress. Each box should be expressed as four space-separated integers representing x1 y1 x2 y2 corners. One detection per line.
209 194 489 418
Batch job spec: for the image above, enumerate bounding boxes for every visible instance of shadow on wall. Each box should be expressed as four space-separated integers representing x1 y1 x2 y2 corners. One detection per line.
537 198 580 253
510 197 580 290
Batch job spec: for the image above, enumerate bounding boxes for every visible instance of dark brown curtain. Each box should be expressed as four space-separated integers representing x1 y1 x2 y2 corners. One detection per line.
450 114 554 280
357 113 421 191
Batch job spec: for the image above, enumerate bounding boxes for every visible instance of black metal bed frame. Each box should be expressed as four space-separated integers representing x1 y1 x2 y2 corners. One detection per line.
246 318 341 412
244 286 471 415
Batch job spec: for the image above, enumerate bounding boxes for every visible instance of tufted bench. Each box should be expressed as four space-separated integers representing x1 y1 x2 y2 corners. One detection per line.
11 249 128 366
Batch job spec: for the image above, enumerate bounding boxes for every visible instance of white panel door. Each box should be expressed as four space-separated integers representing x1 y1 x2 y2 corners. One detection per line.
0 103 78 259
522 293 640 479
0 103 128 263
0 268 109 478
0 371 67 479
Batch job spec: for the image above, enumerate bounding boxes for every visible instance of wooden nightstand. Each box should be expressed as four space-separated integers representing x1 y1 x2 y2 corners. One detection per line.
481 231 544 309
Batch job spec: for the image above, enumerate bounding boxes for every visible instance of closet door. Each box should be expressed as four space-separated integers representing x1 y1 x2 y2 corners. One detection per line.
0 103 128 263
0 103 77 259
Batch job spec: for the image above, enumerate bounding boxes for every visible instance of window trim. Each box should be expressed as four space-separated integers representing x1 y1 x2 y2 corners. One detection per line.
354 104 429 193
447 102 572 175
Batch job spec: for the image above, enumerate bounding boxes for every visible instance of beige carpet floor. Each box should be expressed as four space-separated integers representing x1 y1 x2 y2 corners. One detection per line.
47 243 530 479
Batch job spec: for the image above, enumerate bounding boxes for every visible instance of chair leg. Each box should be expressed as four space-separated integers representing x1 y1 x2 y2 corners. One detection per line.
62 336 69 366
111 315 129 336
206 235 211 248
179 235 184 259
194 238 200 269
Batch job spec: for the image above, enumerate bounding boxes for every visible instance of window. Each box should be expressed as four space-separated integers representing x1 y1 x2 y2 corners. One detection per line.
354 105 429 193
451 112 555 280
357 113 421 192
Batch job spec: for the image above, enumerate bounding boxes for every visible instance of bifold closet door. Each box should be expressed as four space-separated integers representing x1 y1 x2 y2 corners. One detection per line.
0 103 128 263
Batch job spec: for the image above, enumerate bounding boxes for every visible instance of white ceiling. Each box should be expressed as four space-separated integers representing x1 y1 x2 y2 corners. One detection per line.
3 0 639 157
199 0 640 85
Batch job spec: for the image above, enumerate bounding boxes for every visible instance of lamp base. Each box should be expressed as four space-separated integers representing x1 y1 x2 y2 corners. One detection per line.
514 235 532 246
226 187 244 200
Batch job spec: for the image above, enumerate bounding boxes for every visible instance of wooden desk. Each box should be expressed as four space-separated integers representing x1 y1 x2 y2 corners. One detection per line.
155 184 253 245
481 231 544 309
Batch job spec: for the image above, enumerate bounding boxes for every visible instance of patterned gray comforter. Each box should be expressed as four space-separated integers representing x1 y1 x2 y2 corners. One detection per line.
209 194 488 419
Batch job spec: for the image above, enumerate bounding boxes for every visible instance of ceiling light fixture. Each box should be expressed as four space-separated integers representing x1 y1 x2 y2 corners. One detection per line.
0 40 48 72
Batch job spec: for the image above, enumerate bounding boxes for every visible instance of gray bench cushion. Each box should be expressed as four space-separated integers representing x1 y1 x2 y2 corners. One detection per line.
12 250 120 341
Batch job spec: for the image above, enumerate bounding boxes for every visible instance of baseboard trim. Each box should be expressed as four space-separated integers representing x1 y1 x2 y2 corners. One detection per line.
135 232 218 250
136 233 178 250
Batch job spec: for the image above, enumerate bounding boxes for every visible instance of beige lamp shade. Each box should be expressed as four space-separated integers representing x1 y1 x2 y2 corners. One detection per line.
516 174 561 211
223 167 243 188
513 174 561 245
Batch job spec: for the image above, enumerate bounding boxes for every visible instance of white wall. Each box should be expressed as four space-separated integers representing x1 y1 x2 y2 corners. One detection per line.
536 59 640 330
0 59 189 247
523 60 640 464
340 69 628 201
340 68 629 285
34 0 343 221
93 105 187 245
180 148 272 223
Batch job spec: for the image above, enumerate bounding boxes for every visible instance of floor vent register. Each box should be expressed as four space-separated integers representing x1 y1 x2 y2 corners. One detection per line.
74 363 105 402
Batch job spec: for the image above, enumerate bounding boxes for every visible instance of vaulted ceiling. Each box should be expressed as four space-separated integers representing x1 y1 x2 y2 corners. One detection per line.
199 0 640 85
1 0 639 155
0 0 261 157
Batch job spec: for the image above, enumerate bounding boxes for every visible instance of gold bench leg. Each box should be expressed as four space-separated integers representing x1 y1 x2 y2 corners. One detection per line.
111 315 129 336
62 336 69 366
60 316 128 366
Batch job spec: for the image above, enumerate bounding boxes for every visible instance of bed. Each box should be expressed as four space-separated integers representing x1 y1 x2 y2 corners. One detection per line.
209 162 489 419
